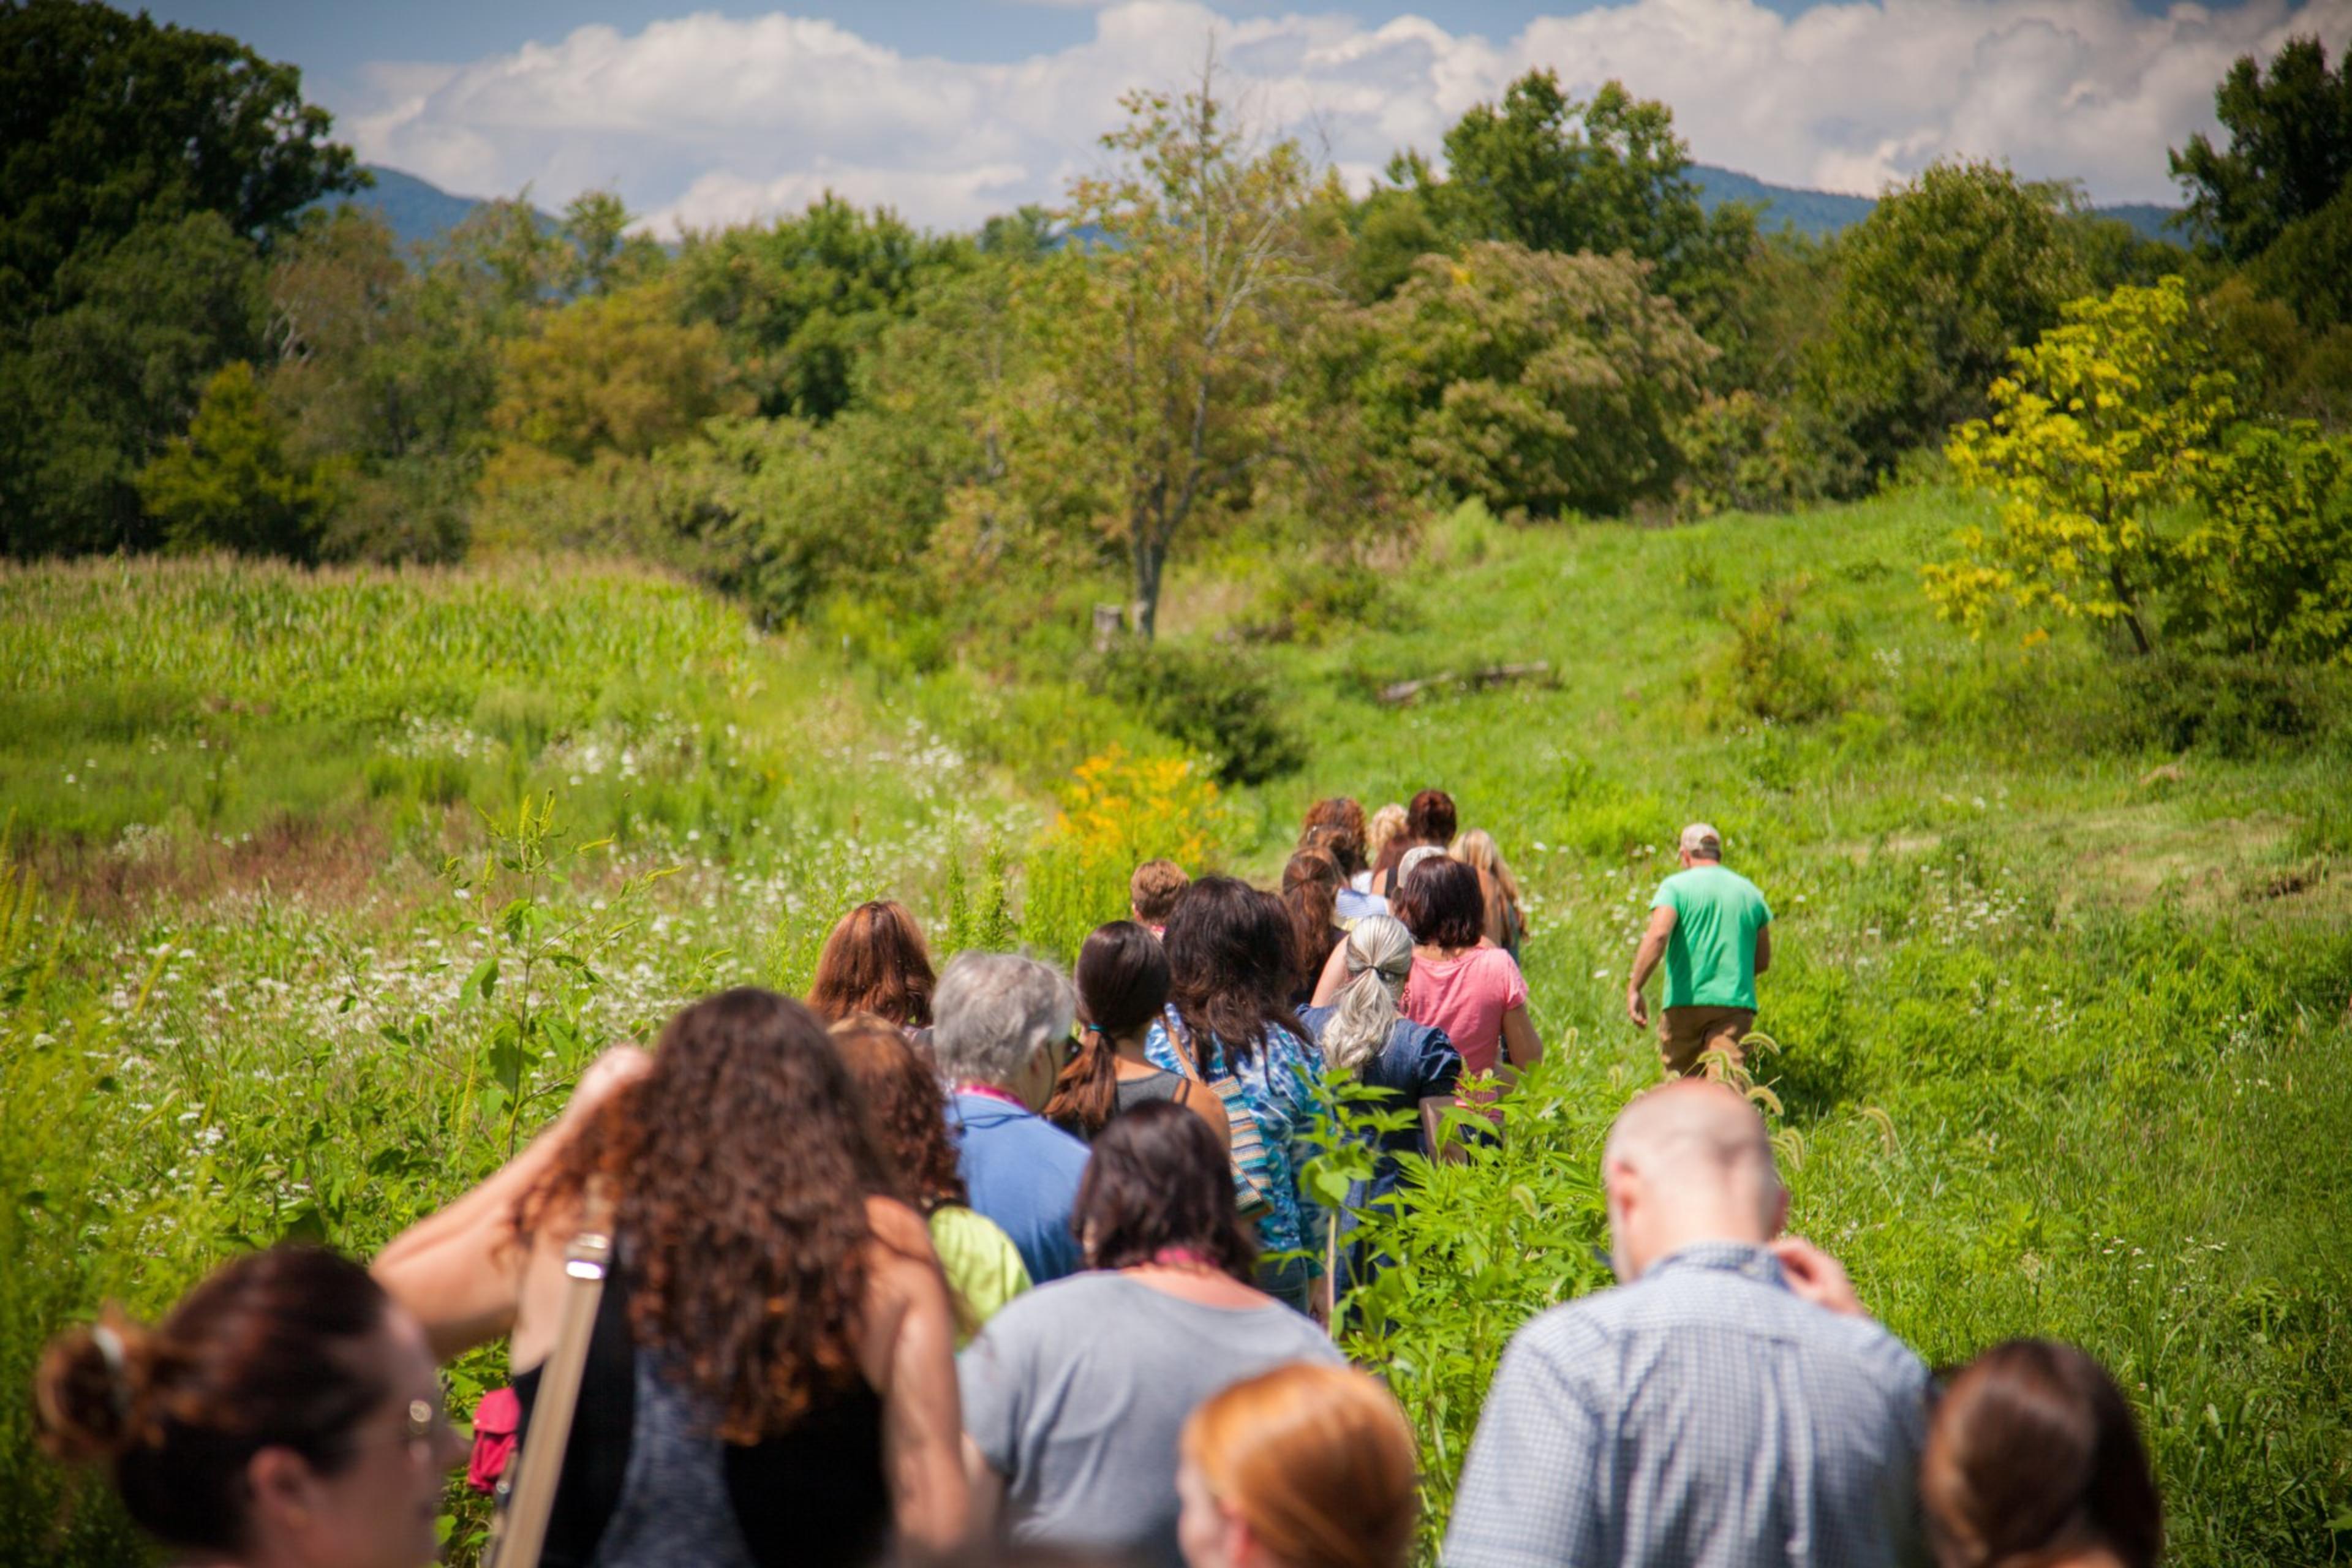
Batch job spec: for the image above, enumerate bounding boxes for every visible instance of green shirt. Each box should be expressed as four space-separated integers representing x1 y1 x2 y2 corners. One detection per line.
930 1202 1033 1348
1651 864 1773 1011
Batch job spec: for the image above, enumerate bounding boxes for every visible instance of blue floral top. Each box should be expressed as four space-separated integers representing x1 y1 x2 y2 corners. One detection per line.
1145 1006 1327 1262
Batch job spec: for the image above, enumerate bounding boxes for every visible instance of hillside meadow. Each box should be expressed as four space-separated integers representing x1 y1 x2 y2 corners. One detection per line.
4 488 2350 1566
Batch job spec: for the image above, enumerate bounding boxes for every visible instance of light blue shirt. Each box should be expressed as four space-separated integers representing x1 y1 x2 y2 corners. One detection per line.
1446 1241 1931 1568
948 1091 1090 1284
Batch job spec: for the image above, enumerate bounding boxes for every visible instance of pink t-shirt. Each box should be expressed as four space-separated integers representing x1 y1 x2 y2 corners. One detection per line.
1404 945 1528 1077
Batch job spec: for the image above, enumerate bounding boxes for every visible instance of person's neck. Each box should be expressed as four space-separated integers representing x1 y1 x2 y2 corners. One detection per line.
1109 1028 1155 1066
1629 1219 1771 1280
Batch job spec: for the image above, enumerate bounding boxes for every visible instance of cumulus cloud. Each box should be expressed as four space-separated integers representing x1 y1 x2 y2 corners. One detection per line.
338 0 2352 233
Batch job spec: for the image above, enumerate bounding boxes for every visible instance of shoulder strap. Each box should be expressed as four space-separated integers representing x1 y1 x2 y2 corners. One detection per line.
1164 1011 1206 1083
486 1178 616 1568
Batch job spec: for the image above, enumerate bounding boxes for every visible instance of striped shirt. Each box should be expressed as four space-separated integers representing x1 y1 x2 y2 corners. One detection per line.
1445 1241 1931 1568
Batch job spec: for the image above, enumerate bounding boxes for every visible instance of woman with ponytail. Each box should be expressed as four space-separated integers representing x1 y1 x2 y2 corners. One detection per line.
35 1246 465 1568
1046 921 1230 1152
1295 916 1462 1286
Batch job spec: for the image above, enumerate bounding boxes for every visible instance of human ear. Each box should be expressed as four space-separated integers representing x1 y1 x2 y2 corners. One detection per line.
1768 1183 1790 1238
245 1446 322 1536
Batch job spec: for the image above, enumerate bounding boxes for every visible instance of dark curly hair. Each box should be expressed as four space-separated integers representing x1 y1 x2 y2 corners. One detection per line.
1076 1101 1257 1281
1393 856 1485 951
831 1012 967 1212
809 900 937 1028
521 988 897 1442
1164 875 1298 1066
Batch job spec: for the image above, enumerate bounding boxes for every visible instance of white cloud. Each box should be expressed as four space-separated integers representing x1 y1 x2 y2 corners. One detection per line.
337 0 2352 233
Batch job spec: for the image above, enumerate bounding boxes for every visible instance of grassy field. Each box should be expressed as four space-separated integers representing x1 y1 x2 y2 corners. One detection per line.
4 491 2350 1564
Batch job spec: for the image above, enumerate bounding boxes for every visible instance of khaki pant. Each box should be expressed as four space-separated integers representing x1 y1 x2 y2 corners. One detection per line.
1658 1006 1755 1077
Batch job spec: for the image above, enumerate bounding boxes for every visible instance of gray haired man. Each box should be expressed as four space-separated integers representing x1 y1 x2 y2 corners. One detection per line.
1446 1080 1930 1568
933 951 1088 1283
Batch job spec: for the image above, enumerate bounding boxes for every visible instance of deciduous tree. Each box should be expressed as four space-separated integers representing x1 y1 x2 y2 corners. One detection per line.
2169 35 2352 262
1926 276 2235 655
136 360 344 560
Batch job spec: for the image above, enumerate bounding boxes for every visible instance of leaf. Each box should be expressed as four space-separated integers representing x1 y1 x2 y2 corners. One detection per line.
465 954 499 1003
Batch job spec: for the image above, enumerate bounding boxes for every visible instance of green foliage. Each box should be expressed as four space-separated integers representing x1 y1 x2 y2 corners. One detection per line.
1236 556 1399 646
1802 160 2087 490
1325 1057 1616 1559
2169 35 2352 262
0 209 265 555
1708 578 1853 723
1082 640 1306 786
484 282 746 469
1930 276 2236 655
1351 243 1710 517
2244 182 2352 331
1422 72 1757 326
673 194 970 422
2112 653 2334 759
0 0 359 320
135 360 345 560
2174 421 2352 663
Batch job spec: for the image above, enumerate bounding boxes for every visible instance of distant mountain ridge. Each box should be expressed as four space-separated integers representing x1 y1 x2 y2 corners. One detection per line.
334 162 2182 251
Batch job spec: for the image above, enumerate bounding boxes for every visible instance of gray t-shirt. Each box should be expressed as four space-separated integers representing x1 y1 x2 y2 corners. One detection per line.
960 1270 1343 1568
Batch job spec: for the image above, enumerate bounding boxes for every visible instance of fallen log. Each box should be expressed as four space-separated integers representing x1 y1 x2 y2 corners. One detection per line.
1378 661 1553 706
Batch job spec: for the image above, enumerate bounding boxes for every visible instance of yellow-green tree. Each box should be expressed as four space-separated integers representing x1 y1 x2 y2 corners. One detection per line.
484 282 745 471
1926 276 2236 655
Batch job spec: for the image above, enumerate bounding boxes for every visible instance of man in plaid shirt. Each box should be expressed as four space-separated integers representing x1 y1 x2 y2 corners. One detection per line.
1446 1081 1932 1568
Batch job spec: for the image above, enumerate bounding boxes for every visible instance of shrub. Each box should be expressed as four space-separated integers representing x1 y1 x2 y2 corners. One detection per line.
1082 641 1306 785
1237 557 1399 646
1708 580 1851 724
2114 654 2334 759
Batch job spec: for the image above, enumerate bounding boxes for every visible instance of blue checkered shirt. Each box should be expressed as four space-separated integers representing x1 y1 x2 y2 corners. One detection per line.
1444 1242 1931 1568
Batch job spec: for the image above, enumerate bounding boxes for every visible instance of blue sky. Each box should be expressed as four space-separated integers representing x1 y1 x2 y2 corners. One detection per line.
138 0 2352 230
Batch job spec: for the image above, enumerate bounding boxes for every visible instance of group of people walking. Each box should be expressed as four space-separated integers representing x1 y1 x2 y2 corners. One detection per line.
33 790 2161 1568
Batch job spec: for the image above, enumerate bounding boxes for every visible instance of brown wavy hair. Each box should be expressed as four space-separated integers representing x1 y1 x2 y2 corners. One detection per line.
1164 875 1298 1066
1280 848 1343 997
1300 797 1368 878
809 900 937 1028
831 1012 967 1212
520 988 895 1441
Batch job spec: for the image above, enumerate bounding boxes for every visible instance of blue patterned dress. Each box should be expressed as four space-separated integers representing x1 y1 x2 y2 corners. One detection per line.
1144 1006 1327 1263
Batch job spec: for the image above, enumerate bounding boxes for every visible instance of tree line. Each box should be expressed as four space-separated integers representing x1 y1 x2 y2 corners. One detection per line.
3 0 2348 666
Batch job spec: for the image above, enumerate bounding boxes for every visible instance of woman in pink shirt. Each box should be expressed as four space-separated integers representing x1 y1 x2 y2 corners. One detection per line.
1315 858 1541 1082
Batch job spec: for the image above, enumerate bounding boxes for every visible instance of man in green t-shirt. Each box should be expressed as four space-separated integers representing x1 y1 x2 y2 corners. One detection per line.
1626 823 1774 1076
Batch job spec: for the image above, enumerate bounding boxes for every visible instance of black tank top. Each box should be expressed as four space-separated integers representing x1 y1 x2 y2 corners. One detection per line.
512 1246 892 1568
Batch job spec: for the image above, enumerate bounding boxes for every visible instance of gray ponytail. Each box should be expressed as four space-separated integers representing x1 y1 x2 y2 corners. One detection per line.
1319 915 1414 1072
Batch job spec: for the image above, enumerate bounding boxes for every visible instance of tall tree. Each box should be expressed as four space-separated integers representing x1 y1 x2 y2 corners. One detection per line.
1421 72 1755 323
2170 36 2352 262
1801 159 2085 489
0 0 359 325
1020 62 1329 640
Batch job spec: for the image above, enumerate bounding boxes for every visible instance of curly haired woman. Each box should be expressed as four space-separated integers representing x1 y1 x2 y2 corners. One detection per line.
374 989 968 1567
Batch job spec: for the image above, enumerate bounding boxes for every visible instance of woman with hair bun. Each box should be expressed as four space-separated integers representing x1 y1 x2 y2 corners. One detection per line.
373 987 969 1566
35 1245 465 1568
1923 1339 2163 1568
1177 1362 1419 1568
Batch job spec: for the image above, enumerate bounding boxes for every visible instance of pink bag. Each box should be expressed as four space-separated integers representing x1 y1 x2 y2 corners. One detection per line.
469 1387 521 1494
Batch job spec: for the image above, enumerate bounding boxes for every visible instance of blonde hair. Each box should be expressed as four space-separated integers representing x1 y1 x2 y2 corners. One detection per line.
1182 1363 1419 1568
1451 829 1523 908
1320 916 1413 1073
1363 804 1408 870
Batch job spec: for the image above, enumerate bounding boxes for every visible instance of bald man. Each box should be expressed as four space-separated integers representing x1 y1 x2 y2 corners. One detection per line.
1627 823 1773 1076
1445 1083 1931 1568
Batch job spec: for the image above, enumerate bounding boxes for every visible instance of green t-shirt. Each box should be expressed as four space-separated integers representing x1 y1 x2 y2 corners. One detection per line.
930 1202 1033 1348
1651 864 1774 1010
